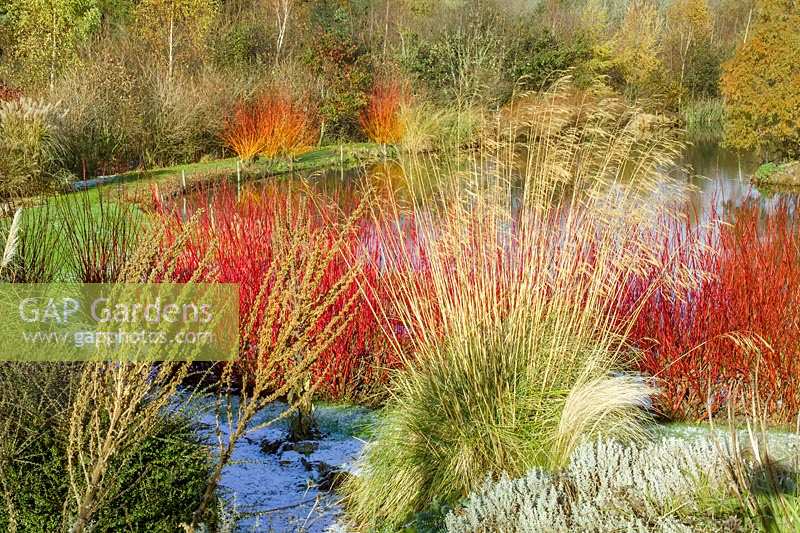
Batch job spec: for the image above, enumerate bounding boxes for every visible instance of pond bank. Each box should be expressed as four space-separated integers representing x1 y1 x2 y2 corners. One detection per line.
69 143 388 202
752 161 800 188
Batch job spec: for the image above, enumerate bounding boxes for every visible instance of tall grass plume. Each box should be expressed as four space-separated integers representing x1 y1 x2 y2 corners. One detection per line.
343 82 687 529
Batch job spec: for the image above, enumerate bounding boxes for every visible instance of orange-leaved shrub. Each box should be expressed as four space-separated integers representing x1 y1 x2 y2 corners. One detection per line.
359 80 407 145
222 90 317 161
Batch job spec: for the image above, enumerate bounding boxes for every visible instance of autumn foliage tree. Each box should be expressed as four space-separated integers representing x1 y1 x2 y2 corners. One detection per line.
135 0 218 78
665 0 714 102
721 0 800 159
609 0 666 98
1 0 101 89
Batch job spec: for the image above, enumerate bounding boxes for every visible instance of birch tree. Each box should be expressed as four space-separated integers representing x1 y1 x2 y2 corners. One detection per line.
271 0 294 64
610 0 665 98
135 0 218 79
2 0 101 90
665 0 713 103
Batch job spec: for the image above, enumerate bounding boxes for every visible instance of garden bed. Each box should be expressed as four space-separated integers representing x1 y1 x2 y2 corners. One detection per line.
195 399 800 533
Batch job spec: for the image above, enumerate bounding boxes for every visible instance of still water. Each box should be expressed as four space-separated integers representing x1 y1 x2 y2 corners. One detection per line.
237 141 797 224
679 141 795 222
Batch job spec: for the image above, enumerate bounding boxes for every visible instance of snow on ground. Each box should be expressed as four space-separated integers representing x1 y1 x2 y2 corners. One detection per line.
193 399 374 532
184 396 800 532
659 422 800 465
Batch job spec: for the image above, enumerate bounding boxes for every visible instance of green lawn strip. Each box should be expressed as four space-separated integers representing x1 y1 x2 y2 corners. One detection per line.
107 142 386 197
8 143 386 219
3 192 151 281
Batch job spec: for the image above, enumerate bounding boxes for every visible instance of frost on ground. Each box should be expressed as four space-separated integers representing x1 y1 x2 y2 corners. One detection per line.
186 397 799 533
194 399 372 532
658 422 800 464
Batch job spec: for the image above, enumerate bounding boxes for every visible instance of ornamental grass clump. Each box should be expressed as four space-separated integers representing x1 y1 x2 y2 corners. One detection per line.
0 97 67 198
716 399 800 533
343 82 687 529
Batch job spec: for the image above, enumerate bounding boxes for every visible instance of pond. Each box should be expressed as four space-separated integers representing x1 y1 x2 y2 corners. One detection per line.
679 140 797 224
310 141 796 218
183 141 799 227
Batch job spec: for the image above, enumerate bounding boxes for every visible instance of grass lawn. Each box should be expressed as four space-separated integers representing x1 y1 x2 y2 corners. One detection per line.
91 142 386 201
8 143 385 215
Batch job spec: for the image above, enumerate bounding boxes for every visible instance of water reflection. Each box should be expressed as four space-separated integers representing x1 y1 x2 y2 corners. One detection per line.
679 141 797 224
199 142 798 226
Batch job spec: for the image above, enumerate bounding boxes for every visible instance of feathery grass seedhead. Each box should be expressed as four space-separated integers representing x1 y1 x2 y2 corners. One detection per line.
0 209 22 273
0 201 67 282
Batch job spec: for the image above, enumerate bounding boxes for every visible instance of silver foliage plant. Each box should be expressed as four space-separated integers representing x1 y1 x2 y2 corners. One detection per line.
445 437 747 533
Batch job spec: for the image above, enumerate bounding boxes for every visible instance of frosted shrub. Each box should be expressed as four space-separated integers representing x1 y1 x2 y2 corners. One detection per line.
446 437 746 533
